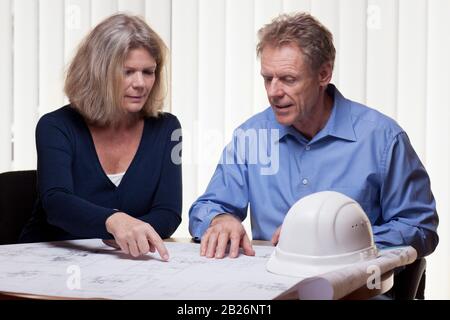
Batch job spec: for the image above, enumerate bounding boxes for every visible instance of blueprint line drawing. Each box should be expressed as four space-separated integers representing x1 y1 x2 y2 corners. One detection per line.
0 239 302 300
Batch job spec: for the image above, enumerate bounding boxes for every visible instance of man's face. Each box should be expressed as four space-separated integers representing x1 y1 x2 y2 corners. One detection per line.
260 44 321 128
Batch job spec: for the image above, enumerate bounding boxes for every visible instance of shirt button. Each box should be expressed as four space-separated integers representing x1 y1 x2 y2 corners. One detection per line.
302 178 309 185
305 145 311 151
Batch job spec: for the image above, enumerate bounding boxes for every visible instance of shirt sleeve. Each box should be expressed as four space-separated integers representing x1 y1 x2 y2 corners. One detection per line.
138 116 182 239
189 131 250 239
373 132 439 257
36 115 117 239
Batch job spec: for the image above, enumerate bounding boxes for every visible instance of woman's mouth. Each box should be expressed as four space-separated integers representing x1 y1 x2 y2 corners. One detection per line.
125 95 145 101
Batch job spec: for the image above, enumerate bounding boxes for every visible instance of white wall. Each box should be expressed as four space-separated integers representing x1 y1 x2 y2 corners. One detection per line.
0 0 448 299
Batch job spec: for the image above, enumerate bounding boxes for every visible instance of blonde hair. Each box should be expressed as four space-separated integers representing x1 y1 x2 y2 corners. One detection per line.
257 12 335 72
64 13 168 126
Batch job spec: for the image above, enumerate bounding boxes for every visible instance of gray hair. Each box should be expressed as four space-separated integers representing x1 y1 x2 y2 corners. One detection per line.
257 12 336 71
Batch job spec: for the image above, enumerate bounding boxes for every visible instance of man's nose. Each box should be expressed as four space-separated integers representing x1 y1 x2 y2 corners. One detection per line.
267 79 284 99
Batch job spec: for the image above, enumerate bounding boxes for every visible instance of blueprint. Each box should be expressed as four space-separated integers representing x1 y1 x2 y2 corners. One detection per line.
0 239 416 300
0 239 303 299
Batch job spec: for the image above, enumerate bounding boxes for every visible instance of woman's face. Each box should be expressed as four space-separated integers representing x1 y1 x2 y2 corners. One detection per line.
121 47 157 113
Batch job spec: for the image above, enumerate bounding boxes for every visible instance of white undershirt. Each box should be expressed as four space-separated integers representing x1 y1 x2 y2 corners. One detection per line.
107 171 126 187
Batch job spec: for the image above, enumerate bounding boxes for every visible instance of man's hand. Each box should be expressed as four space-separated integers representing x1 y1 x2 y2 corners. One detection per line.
105 212 169 260
271 225 282 246
200 214 255 259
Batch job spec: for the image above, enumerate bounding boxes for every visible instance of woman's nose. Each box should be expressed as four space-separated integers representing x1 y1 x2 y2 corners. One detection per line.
132 72 145 87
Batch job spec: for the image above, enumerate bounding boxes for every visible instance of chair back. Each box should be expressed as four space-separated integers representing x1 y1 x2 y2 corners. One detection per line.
391 258 427 299
0 170 37 244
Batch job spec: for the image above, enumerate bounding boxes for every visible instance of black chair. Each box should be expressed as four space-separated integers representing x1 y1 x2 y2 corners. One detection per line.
387 258 427 300
0 170 37 244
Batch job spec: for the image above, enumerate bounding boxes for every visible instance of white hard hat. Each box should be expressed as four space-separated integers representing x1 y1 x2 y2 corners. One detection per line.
267 191 378 277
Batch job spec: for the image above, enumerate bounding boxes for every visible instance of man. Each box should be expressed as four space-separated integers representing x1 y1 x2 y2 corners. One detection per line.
189 12 438 259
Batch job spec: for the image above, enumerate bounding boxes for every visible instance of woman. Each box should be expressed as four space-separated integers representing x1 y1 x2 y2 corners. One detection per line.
20 14 182 260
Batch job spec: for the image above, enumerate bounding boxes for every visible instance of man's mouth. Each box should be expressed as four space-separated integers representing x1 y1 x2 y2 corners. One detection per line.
274 104 293 109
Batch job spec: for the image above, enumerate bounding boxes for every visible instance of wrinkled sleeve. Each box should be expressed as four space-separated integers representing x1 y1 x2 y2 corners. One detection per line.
374 132 439 257
37 115 117 239
189 132 250 239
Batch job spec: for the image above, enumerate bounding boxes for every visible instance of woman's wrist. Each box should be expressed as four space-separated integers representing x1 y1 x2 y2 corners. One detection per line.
105 211 126 233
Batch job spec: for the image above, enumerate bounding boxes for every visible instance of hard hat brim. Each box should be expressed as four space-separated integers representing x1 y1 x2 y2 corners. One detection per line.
266 246 379 278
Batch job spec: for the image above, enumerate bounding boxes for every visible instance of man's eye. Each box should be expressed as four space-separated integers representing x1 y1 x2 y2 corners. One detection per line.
283 77 296 84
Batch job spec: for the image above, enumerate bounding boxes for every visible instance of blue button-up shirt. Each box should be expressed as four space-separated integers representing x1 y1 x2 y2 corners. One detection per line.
189 85 438 257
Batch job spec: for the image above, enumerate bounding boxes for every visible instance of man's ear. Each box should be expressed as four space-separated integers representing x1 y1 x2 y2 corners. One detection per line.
318 61 333 86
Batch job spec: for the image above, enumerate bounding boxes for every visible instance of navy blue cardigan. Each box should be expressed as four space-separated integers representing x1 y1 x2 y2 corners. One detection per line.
20 106 182 242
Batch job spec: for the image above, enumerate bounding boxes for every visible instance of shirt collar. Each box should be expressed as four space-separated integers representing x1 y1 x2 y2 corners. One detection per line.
269 84 357 143
319 84 357 142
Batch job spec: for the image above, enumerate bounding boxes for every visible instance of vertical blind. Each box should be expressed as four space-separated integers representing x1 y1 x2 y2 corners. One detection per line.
0 0 448 299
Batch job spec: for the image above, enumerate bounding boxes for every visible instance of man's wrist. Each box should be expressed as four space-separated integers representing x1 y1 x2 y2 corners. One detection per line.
210 213 230 225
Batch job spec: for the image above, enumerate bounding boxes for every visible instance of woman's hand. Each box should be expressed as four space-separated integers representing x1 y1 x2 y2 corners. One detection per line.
105 212 169 260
